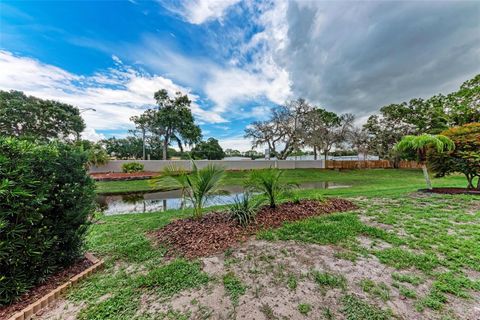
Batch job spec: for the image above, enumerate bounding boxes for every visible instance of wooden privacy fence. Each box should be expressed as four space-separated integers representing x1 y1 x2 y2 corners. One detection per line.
326 160 421 169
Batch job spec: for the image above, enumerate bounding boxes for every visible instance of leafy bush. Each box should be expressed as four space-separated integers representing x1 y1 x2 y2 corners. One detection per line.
0 137 95 305
229 192 263 227
246 169 297 208
122 162 144 173
428 123 480 189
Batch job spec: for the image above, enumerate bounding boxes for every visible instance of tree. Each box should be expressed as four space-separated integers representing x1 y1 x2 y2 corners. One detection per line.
303 109 354 161
246 169 297 208
0 90 85 140
445 75 480 126
395 134 454 189
191 137 225 160
349 127 370 161
132 89 201 160
245 98 311 160
75 140 109 167
428 123 480 189
224 149 242 157
101 136 144 159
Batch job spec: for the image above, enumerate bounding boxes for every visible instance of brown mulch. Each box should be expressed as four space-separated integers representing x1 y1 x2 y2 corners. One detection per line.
90 171 158 181
420 187 480 195
149 198 357 259
0 258 93 319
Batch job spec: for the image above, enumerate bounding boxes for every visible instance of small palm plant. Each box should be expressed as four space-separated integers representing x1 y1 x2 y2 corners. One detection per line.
229 192 264 227
152 161 225 219
395 134 454 189
245 168 297 208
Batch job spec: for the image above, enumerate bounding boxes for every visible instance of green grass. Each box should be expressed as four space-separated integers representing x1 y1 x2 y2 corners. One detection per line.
297 303 312 316
139 259 210 296
359 279 390 301
68 169 479 318
312 271 347 290
95 168 468 195
223 272 247 306
342 295 393 320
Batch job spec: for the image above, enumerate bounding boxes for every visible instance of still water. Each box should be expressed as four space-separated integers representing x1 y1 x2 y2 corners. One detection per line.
96 182 350 215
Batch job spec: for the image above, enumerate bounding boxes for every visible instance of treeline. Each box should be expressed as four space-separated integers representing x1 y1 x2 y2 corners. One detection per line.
244 74 479 162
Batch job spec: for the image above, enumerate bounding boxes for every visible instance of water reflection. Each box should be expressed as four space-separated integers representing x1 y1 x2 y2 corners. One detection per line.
96 182 349 215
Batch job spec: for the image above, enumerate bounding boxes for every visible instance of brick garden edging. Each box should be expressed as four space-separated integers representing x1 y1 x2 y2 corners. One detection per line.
8 253 104 320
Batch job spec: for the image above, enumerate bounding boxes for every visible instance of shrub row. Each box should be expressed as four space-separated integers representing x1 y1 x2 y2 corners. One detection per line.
0 137 96 305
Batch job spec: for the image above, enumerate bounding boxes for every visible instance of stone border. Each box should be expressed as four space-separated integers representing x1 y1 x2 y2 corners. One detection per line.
8 253 104 320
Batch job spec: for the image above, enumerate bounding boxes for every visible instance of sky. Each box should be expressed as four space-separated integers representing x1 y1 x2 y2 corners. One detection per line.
0 0 479 151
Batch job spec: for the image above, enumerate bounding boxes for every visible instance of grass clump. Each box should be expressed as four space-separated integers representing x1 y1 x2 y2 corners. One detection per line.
391 272 423 286
297 303 312 316
359 279 390 301
396 285 417 299
78 288 140 320
374 248 439 272
432 272 480 298
223 272 247 306
416 289 447 311
313 270 347 291
258 213 376 245
342 294 393 320
139 259 209 296
287 274 298 291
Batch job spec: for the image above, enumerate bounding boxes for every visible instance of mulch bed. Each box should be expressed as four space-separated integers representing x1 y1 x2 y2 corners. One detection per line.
149 198 357 259
0 258 93 319
419 187 480 195
90 171 158 181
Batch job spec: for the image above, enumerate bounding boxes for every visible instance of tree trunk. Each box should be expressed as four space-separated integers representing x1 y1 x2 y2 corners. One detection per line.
313 146 317 160
466 174 474 189
422 164 432 190
162 138 168 160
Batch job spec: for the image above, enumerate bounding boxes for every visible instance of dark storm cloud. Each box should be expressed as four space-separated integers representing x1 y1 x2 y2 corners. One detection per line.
281 1 480 117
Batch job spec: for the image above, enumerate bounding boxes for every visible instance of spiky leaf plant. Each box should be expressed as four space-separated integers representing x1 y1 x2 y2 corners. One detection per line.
152 161 225 219
245 168 297 208
229 192 264 227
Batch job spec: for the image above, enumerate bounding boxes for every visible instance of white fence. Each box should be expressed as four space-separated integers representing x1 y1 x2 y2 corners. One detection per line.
89 159 326 173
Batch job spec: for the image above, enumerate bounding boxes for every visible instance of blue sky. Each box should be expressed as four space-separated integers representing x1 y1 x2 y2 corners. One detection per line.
1 1 479 150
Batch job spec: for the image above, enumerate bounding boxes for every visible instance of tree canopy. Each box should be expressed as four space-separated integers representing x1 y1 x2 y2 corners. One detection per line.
131 89 202 160
428 123 480 189
0 90 85 140
191 137 225 160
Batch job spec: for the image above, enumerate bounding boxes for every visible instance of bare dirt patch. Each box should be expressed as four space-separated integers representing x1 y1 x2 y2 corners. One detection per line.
149 199 357 259
139 240 470 320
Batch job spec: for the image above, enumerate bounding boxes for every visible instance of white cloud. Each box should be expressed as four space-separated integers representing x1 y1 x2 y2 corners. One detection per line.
218 135 258 152
81 127 106 142
161 0 241 24
0 50 226 140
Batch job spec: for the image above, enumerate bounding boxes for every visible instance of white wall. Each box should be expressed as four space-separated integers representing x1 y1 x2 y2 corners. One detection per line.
89 160 326 173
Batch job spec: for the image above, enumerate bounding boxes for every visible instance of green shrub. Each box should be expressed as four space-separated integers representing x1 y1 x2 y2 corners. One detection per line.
0 137 96 305
229 192 263 227
122 162 144 173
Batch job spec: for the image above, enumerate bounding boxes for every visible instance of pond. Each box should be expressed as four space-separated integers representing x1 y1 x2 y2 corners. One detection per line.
96 181 350 215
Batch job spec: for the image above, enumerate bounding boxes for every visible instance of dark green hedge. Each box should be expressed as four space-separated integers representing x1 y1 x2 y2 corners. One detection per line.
0 137 96 305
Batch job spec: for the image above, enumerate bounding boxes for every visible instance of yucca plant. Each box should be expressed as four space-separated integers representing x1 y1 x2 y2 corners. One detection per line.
245 168 297 208
152 161 225 219
229 192 264 227
395 134 455 189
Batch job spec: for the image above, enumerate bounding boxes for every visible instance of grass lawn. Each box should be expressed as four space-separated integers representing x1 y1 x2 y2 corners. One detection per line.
95 168 467 195
38 169 479 320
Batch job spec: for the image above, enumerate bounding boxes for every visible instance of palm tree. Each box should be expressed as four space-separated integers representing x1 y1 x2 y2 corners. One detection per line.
395 134 455 189
152 161 225 219
246 168 297 208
